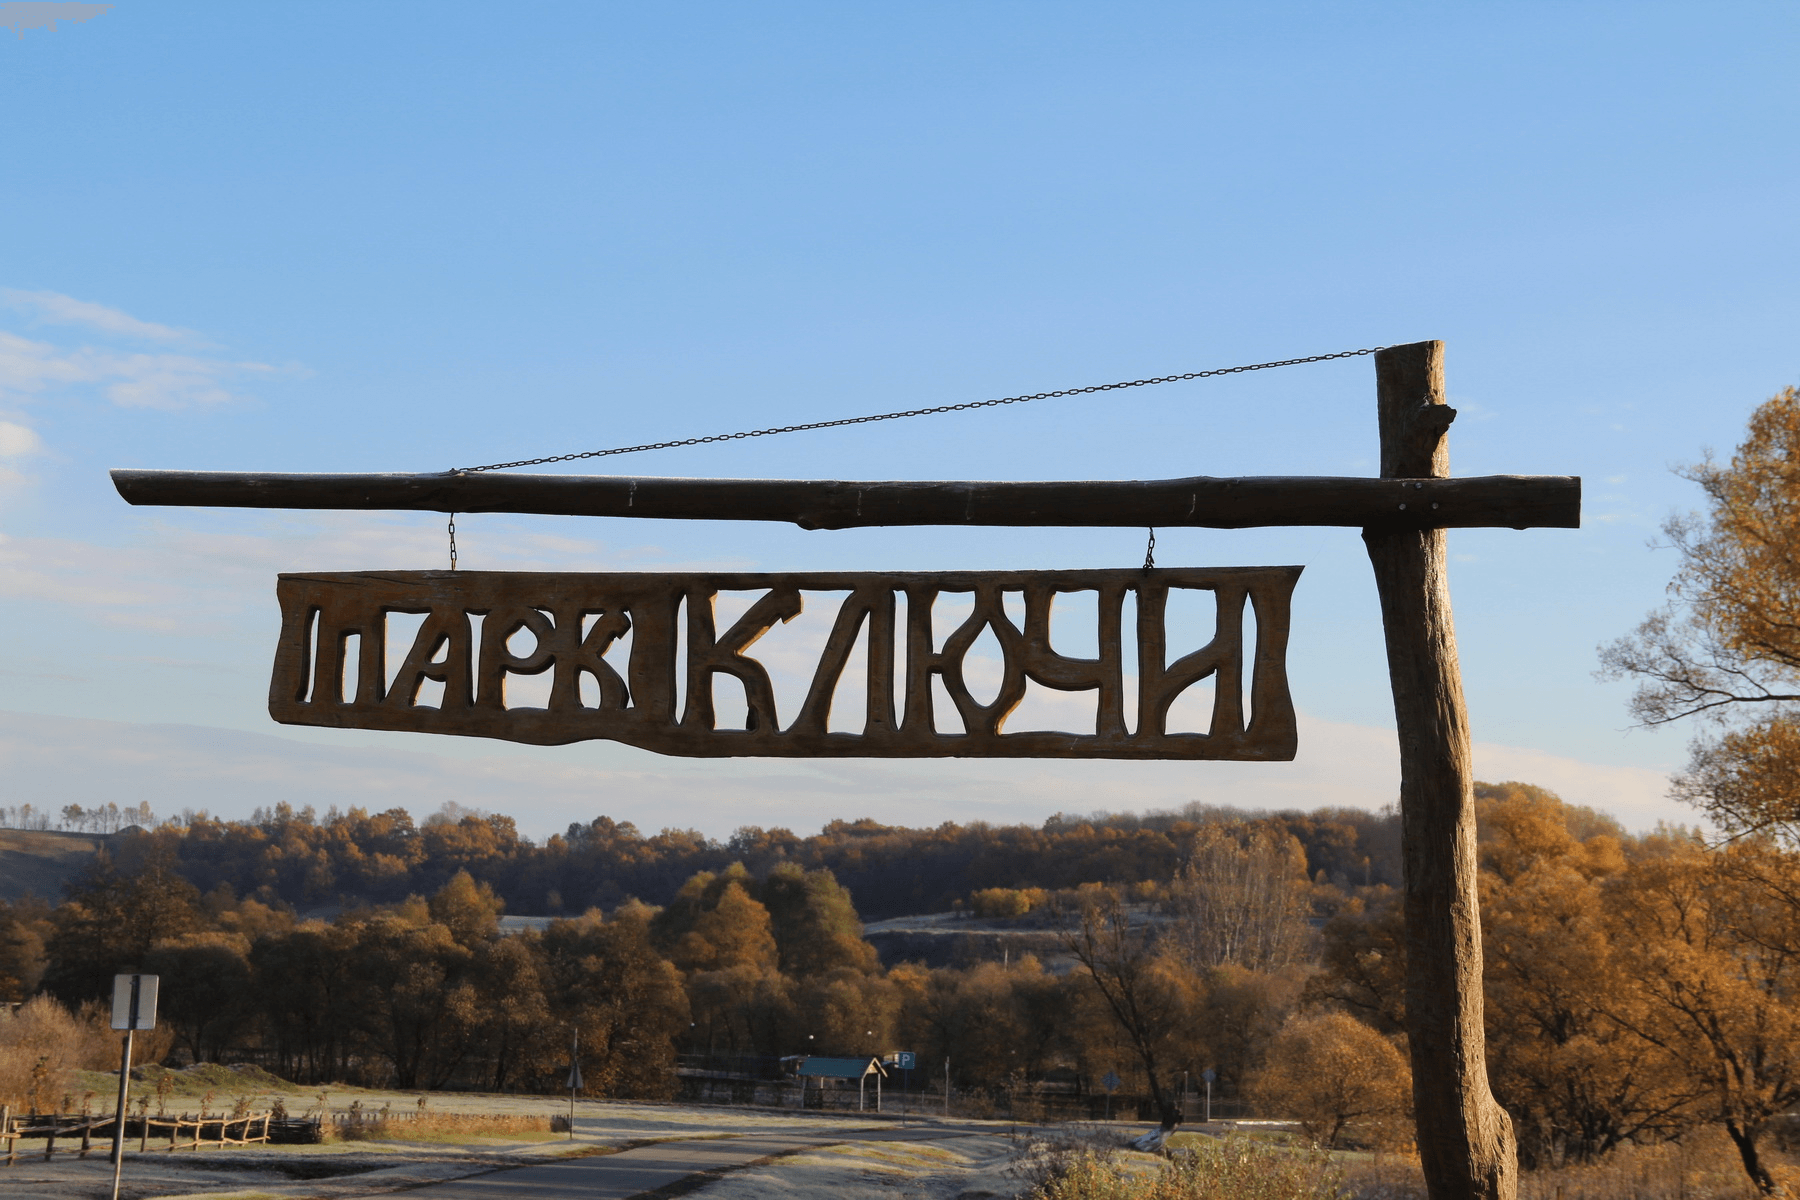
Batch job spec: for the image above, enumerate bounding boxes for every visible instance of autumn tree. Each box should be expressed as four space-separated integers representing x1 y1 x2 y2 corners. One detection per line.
658 868 789 1056
0 897 50 1002
759 863 879 977
656 868 779 974
144 933 254 1064
1306 890 1407 1035
1062 891 1203 1130
1165 821 1313 972
42 849 199 1003
250 923 360 1083
540 905 689 1098
344 915 478 1089
1194 964 1304 1095
427 869 505 946
1250 1012 1411 1148
1476 785 1691 1166
1604 836 1800 1194
470 935 555 1091
1601 387 1800 838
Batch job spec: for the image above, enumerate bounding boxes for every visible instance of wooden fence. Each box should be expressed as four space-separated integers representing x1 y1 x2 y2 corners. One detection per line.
0 1106 277 1165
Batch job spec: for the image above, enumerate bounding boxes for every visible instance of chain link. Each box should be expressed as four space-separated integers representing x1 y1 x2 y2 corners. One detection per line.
452 347 1384 475
448 512 458 571
1142 527 1156 572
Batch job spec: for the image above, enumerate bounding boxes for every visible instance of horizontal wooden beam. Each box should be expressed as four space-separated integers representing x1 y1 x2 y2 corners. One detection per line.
109 469 1580 530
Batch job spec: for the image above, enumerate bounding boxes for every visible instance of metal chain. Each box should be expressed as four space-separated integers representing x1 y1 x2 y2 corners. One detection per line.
1142 527 1156 572
452 346 1384 474
448 512 458 571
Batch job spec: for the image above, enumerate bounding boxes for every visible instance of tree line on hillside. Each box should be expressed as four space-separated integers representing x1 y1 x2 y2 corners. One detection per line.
1 802 157 834
0 801 1403 921
9 782 1800 1193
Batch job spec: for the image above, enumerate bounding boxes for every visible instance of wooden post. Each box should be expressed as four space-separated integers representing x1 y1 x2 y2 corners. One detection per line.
1363 341 1516 1200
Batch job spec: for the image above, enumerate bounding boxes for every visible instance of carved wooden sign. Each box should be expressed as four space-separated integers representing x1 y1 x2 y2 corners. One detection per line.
270 567 1301 760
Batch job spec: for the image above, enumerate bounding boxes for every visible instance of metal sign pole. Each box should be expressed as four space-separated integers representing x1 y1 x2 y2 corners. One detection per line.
109 1027 133 1197
565 1029 581 1140
109 974 156 1200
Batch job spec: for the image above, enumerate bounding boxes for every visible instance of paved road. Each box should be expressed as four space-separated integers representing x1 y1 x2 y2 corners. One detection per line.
414 1123 1003 1200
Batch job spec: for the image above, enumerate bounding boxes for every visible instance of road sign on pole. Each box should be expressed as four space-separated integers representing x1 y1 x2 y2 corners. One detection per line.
110 974 158 1030
109 974 158 1200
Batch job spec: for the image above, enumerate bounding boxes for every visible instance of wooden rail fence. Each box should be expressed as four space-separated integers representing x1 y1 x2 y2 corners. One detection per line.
0 1106 277 1164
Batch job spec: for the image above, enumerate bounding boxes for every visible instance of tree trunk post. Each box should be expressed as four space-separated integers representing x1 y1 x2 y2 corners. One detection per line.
1363 341 1517 1200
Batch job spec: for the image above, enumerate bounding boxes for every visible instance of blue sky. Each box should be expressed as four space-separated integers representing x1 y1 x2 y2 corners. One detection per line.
2 2 1796 839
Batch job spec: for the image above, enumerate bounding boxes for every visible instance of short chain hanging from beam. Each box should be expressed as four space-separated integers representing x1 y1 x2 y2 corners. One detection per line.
447 512 458 571
453 347 1385 474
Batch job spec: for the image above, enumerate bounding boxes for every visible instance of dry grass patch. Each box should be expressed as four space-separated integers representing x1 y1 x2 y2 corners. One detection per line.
1338 1126 1800 1200
338 1111 553 1143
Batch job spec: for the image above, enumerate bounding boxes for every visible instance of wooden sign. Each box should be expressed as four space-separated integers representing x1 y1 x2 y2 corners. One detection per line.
120 343 1555 1197
270 566 1301 760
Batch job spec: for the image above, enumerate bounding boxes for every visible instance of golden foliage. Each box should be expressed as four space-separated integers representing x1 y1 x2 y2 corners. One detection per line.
0 995 122 1110
1601 387 1800 840
1249 1011 1411 1149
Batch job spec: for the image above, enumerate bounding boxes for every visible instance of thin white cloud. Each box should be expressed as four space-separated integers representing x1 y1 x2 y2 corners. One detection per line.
0 421 41 458
3 289 191 342
92 348 277 409
0 329 281 409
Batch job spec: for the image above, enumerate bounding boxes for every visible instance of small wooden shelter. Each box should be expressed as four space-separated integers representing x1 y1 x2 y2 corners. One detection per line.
786 1055 887 1111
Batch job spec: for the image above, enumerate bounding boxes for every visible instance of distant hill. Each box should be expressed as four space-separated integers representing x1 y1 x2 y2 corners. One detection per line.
0 827 121 902
862 911 1078 972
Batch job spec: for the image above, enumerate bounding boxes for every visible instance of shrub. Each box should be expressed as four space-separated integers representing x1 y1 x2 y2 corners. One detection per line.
0 995 118 1111
972 888 1048 919
1249 1012 1412 1150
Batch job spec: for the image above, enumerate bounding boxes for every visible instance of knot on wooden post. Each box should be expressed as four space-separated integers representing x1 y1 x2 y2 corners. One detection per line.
1397 404 1457 485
